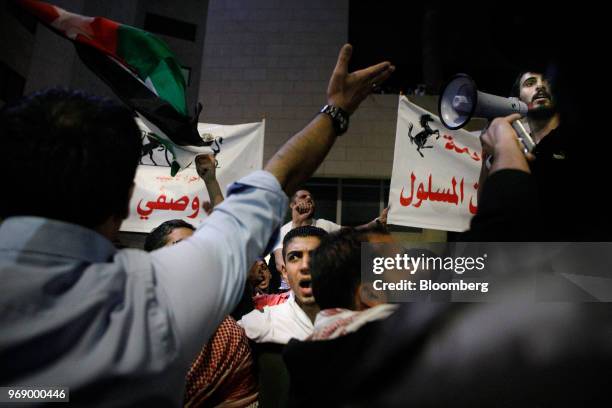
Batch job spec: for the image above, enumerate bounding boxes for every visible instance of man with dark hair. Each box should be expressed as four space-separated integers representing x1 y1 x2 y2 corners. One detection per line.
239 226 328 344
250 258 272 296
283 227 397 406
309 226 399 339
509 70 560 146
271 190 341 275
477 67 570 239
0 88 142 230
0 43 395 405
310 226 391 311
509 71 569 238
144 219 196 251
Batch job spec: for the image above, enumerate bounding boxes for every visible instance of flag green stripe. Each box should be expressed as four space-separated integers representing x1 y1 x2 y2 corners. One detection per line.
117 25 188 116
148 60 188 116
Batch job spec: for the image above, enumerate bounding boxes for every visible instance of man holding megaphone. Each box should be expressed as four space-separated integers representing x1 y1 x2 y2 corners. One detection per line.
476 71 563 182
439 70 571 239
438 70 562 159
507 71 569 233
478 71 569 239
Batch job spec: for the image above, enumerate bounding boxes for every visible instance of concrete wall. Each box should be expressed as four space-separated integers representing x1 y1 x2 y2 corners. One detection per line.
198 0 445 181
132 0 208 109
197 0 446 241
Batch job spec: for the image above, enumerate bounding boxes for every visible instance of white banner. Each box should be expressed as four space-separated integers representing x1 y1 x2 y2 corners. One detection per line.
120 120 265 233
388 96 482 232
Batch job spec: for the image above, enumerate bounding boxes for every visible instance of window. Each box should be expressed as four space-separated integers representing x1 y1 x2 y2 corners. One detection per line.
298 178 338 224
0 61 26 104
144 13 197 42
292 177 419 232
6 1 37 34
341 179 382 226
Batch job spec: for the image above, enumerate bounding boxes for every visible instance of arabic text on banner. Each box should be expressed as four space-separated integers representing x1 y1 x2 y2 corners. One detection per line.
120 120 265 233
387 96 481 232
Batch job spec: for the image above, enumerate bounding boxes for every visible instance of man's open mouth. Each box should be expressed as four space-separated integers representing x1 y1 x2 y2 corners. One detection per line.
533 92 550 101
299 278 312 289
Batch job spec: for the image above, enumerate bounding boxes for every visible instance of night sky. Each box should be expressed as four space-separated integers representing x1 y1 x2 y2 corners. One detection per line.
349 2 558 96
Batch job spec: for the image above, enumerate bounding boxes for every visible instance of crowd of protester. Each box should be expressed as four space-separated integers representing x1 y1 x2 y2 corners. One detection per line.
1 12 612 406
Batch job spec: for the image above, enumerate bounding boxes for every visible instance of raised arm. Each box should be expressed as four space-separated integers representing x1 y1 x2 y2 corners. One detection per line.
265 44 395 196
195 153 224 210
152 44 394 366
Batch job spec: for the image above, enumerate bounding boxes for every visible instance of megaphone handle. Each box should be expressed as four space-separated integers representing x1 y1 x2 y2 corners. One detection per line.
484 121 534 170
511 120 536 154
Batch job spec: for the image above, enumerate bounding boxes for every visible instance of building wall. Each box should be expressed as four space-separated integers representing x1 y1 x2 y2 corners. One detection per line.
68 1 141 99
198 0 443 180
132 0 208 109
197 0 446 241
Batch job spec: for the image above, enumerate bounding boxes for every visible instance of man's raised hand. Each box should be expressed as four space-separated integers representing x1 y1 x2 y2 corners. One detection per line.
326 44 395 114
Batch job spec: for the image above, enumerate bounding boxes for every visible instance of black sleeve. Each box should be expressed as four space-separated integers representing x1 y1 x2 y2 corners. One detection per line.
462 169 540 241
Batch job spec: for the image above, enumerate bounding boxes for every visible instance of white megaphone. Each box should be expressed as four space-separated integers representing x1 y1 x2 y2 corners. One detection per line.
438 73 535 153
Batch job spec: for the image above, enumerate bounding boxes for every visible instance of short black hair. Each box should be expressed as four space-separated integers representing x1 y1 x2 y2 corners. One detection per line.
282 225 327 260
144 219 195 251
0 88 142 228
311 226 389 310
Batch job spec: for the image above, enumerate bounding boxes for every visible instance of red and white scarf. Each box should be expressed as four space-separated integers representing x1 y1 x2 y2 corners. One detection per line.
309 304 398 341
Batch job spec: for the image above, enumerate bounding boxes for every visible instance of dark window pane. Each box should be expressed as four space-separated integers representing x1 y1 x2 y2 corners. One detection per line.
7 1 38 34
387 225 423 233
383 179 390 205
299 178 338 224
144 13 197 42
341 179 379 226
0 61 25 104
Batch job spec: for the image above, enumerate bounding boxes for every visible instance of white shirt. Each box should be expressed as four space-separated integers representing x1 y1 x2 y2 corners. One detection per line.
273 218 341 252
238 295 314 344
0 170 287 407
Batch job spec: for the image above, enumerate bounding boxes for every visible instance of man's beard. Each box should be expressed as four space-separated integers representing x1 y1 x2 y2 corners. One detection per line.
528 91 556 120
528 103 557 120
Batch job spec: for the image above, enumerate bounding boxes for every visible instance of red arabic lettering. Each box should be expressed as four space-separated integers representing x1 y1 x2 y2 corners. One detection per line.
188 196 200 218
398 172 478 214
469 182 479 215
136 199 153 220
135 194 203 219
442 134 481 162
399 173 416 206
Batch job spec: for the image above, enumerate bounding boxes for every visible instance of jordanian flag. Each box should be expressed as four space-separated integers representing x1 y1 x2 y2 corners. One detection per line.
17 0 208 175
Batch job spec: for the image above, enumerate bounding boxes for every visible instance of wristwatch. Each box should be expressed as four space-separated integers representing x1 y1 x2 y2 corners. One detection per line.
319 104 349 136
